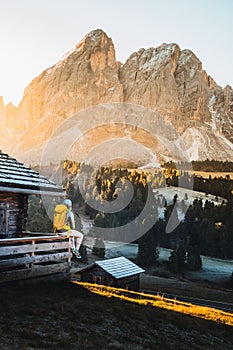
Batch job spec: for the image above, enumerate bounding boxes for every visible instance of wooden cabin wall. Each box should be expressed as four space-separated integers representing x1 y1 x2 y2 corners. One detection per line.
115 274 139 291
0 192 28 237
80 266 140 291
80 266 109 285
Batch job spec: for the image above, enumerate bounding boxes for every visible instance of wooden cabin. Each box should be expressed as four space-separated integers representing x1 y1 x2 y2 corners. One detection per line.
0 151 72 284
0 151 64 238
77 257 145 291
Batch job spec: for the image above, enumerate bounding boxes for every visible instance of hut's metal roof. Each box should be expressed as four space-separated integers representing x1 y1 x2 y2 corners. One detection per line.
0 151 64 195
95 257 145 279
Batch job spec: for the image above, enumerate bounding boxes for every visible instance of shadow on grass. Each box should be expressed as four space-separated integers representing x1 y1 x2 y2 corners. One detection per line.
0 280 232 350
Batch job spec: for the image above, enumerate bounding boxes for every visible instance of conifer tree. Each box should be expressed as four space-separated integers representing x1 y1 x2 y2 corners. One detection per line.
169 245 186 273
79 244 88 263
92 237 106 258
137 224 159 266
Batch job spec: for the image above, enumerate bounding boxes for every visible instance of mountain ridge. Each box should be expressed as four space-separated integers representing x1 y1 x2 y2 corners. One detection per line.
1 29 233 166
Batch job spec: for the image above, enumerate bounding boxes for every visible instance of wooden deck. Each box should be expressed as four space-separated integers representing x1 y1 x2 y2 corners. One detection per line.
0 234 72 283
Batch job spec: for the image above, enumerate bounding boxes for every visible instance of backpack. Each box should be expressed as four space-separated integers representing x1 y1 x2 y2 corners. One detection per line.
53 204 70 234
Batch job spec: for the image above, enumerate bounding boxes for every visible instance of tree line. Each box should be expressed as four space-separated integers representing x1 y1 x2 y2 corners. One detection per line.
166 169 232 200
163 159 233 172
27 160 233 270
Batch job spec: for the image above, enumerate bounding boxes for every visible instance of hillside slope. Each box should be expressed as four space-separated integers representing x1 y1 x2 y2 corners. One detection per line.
0 281 232 350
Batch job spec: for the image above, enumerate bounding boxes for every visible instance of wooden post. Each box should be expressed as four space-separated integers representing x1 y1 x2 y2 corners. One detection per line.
5 203 9 234
68 236 72 265
30 239 35 269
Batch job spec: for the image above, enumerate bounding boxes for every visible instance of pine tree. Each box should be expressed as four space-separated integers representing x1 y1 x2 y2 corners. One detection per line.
169 245 186 273
187 246 202 270
169 250 179 273
137 224 159 266
26 195 53 233
79 244 88 263
92 237 106 258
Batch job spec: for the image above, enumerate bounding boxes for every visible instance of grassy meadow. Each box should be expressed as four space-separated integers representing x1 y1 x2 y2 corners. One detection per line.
0 280 232 350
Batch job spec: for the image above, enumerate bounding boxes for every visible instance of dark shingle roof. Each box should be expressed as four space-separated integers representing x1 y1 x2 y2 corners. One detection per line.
0 151 64 195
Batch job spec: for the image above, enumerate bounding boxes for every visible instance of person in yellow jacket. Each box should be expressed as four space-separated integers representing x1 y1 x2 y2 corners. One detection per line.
57 199 83 258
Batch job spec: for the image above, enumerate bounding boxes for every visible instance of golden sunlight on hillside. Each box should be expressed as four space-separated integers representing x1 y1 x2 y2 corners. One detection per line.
75 282 233 326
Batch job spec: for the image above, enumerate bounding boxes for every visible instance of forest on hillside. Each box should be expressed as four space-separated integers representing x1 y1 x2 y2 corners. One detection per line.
163 159 233 172
27 161 233 271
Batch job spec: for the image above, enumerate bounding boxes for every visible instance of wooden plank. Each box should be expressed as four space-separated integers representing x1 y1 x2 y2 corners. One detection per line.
0 252 72 268
0 241 70 256
8 221 17 227
0 186 65 197
0 235 69 244
0 262 70 283
22 231 55 236
5 203 9 234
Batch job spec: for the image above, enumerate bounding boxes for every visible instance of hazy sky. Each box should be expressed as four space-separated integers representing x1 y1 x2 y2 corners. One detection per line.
0 0 232 105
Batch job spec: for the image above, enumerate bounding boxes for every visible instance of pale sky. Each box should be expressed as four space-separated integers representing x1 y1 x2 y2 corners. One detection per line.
0 0 232 106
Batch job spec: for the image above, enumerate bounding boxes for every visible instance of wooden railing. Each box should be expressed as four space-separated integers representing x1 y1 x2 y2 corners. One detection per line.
0 235 72 283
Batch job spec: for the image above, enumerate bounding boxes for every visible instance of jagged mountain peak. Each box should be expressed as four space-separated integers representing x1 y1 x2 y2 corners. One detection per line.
83 28 111 42
0 29 233 165
126 42 180 68
178 49 201 66
40 28 116 80
63 28 114 59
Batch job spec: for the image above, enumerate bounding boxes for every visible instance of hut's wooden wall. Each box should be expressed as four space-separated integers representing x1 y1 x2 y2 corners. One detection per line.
80 266 140 291
115 274 139 291
80 266 112 285
0 192 28 237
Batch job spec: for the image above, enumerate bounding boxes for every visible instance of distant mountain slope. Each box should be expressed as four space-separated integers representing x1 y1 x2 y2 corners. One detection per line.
0 29 233 165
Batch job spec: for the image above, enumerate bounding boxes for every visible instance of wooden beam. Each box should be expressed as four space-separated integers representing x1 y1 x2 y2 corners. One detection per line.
0 252 72 268
22 231 55 236
0 241 70 256
0 235 69 244
0 186 66 197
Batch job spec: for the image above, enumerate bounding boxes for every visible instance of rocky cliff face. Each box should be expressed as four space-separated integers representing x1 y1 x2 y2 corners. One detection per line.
11 30 123 153
120 43 232 128
0 29 233 165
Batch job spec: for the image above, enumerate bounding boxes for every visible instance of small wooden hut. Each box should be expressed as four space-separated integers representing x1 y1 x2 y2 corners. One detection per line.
0 151 72 284
78 257 145 291
0 151 64 237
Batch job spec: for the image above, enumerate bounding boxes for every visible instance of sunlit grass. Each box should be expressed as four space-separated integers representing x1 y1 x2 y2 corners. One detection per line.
75 282 233 326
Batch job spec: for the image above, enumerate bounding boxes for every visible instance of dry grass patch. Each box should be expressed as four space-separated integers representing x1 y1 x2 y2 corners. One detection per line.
76 282 233 326
0 280 232 350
